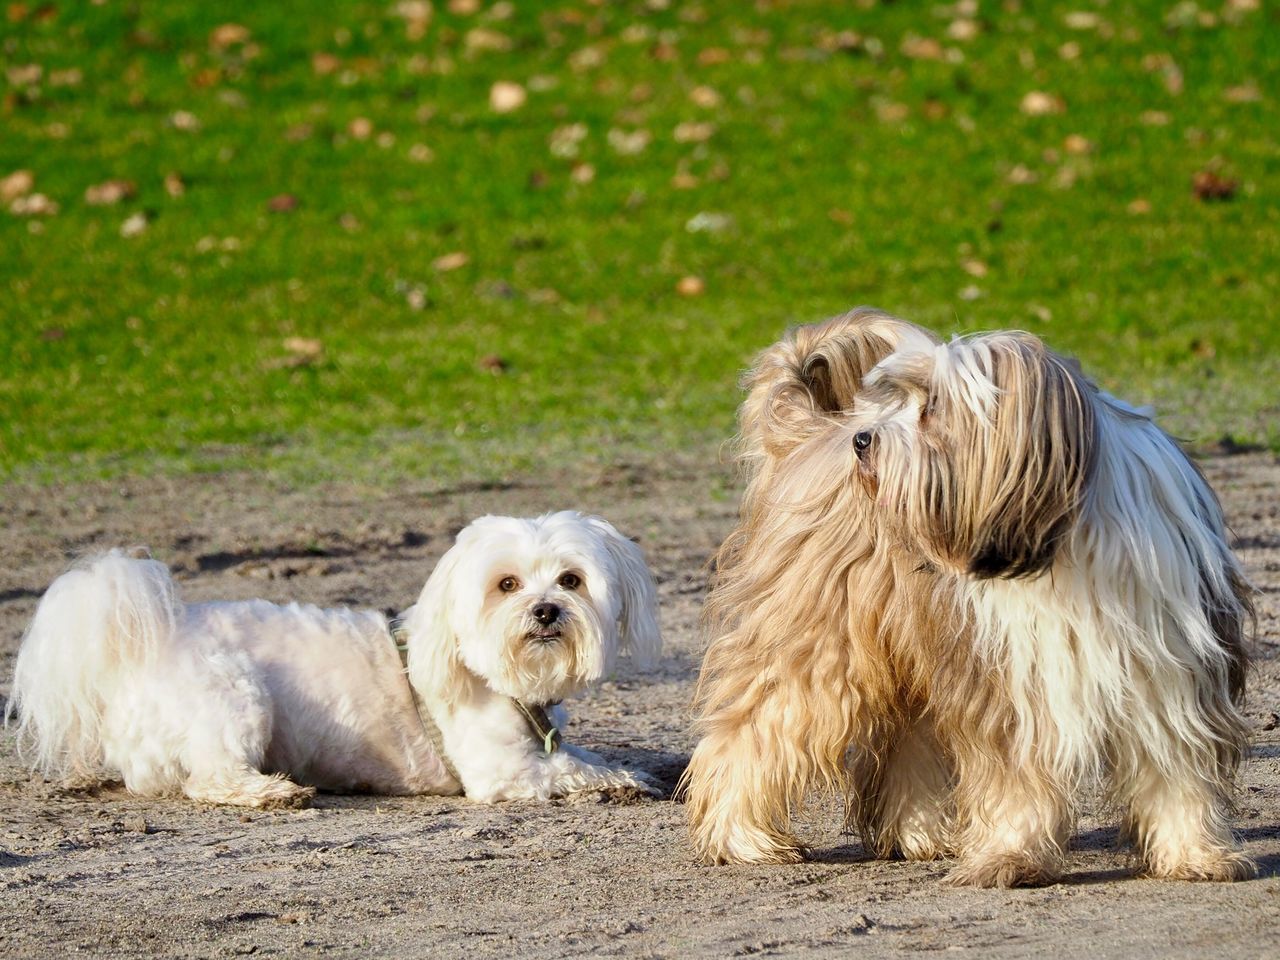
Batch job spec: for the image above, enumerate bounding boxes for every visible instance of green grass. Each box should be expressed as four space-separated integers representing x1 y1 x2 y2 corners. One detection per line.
2 0 1278 485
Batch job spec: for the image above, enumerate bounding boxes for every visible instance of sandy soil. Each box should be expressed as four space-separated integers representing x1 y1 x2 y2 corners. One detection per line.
1 452 1278 959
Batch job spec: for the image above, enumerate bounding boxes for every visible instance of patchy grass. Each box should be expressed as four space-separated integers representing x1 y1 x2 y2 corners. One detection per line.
2 1 1278 485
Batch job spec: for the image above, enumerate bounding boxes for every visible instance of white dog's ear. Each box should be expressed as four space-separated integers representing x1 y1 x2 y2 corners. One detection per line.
404 546 466 704
585 517 662 670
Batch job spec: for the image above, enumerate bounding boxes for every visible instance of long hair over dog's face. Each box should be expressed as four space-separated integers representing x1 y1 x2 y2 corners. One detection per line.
848 332 1099 579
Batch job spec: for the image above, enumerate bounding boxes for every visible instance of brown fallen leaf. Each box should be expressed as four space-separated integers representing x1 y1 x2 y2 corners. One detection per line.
1020 91 1064 116
10 193 58 216
0 169 34 203
1127 198 1152 214
697 47 731 66
673 121 715 143
607 128 651 155
1189 338 1215 359
478 354 508 374
164 172 186 197
265 337 325 369
267 194 299 213
283 337 323 358
395 0 432 40
1063 134 1093 155
676 275 705 297
1224 83 1261 103
1192 169 1238 202
466 28 511 53
688 85 721 108
210 23 250 50
489 81 526 113
901 36 943 60
312 52 341 75
85 179 137 205
433 252 469 271
119 212 148 237
348 117 374 139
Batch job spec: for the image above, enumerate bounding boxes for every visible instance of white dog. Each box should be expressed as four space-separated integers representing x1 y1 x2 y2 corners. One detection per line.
9 511 663 808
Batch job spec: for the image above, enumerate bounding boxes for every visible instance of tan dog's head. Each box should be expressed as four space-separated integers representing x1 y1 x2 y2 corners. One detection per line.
850 332 1098 579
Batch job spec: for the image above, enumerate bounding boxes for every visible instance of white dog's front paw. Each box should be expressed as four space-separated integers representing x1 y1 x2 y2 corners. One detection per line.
569 768 664 804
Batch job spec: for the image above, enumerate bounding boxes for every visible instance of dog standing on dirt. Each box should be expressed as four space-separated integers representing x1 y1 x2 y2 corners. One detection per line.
683 308 1254 886
9 511 662 807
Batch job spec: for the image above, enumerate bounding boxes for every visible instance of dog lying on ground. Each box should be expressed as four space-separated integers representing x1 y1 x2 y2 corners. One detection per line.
683 308 1254 886
10 511 662 807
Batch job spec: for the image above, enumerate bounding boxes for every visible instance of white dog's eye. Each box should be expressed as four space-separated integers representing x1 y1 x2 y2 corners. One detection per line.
498 576 520 593
557 572 581 591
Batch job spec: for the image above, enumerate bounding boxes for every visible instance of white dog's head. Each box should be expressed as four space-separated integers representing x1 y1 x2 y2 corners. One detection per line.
404 512 661 705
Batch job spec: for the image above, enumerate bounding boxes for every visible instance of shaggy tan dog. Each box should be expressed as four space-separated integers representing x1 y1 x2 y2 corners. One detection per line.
684 309 1253 887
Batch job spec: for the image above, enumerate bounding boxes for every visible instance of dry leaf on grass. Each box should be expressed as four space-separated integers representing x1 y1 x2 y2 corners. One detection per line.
433 252 469 271
676 276 705 297
688 86 721 108
466 29 511 54
210 23 251 50
673 121 715 143
312 52 341 75
489 81 526 113
119 212 148 237
85 180 136 205
1020 91 1064 116
1063 134 1093 155
901 36 943 60
549 123 588 158
1192 169 1239 202
169 110 200 131
608 128 651 155
1 169 35 203
10 193 58 216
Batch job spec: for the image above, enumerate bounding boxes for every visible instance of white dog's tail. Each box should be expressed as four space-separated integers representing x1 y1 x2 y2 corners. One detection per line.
8 549 179 780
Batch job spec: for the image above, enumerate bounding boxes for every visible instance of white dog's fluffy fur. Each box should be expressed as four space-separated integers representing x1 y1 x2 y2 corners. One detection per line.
10 511 662 807
684 309 1254 886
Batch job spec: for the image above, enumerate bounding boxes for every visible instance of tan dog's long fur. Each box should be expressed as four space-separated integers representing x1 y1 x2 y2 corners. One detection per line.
684 308 1252 886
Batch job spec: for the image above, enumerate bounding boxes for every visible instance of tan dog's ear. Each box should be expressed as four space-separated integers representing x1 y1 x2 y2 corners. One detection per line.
584 517 662 670
736 308 940 463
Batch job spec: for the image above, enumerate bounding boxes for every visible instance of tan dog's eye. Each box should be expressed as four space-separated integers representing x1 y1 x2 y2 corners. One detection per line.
557 572 581 591
498 576 520 593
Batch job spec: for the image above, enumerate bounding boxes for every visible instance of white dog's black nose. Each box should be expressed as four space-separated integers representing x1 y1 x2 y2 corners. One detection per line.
532 602 561 625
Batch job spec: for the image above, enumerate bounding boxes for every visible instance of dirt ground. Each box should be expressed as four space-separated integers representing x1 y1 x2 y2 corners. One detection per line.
1 452 1277 959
